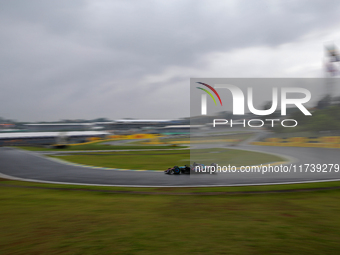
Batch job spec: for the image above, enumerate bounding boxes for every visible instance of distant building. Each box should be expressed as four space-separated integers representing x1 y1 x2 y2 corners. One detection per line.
0 131 109 146
22 119 189 134
24 123 94 132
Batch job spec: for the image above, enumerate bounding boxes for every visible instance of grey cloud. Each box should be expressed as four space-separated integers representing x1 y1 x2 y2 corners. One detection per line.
1 0 340 121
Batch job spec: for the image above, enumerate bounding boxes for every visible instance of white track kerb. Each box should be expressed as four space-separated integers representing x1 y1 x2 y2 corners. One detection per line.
3 170 340 188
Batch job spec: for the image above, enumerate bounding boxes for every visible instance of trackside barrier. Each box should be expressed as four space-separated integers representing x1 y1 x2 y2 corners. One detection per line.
112 134 164 145
69 134 162 146
109 134 161 140
251 136 340 148
166 139 240 144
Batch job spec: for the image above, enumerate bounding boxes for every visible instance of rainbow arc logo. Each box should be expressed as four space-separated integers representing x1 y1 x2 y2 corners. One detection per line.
196 82 223 106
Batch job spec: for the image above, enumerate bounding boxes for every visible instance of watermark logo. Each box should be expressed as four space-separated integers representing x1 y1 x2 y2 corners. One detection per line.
198 83 311 116
196 82 223 115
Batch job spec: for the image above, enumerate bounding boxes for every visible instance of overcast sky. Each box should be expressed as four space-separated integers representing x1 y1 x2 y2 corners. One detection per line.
1 0 340 122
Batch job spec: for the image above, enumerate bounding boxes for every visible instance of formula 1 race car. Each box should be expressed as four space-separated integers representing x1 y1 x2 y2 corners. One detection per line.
164 163 218 175
164 165 191 175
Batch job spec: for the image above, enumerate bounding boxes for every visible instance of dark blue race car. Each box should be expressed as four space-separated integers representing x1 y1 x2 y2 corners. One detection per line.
164 165 190 175
164 163 217 175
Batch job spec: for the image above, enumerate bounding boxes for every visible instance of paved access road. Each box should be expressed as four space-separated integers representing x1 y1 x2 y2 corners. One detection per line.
0 145 339 187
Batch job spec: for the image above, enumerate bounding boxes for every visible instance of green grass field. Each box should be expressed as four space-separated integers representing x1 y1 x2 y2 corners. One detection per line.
52 150 189 170
50 148 284 170
1 179 340 254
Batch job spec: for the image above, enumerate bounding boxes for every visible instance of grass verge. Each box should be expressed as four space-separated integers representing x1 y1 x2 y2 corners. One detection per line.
49 148 284 170
1 178 340 254
2 178 340 193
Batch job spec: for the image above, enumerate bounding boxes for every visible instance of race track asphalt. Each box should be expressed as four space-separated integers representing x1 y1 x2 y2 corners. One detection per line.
0 144 339 187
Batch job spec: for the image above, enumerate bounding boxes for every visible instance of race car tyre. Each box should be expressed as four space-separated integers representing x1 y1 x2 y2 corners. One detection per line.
173 166 181 174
